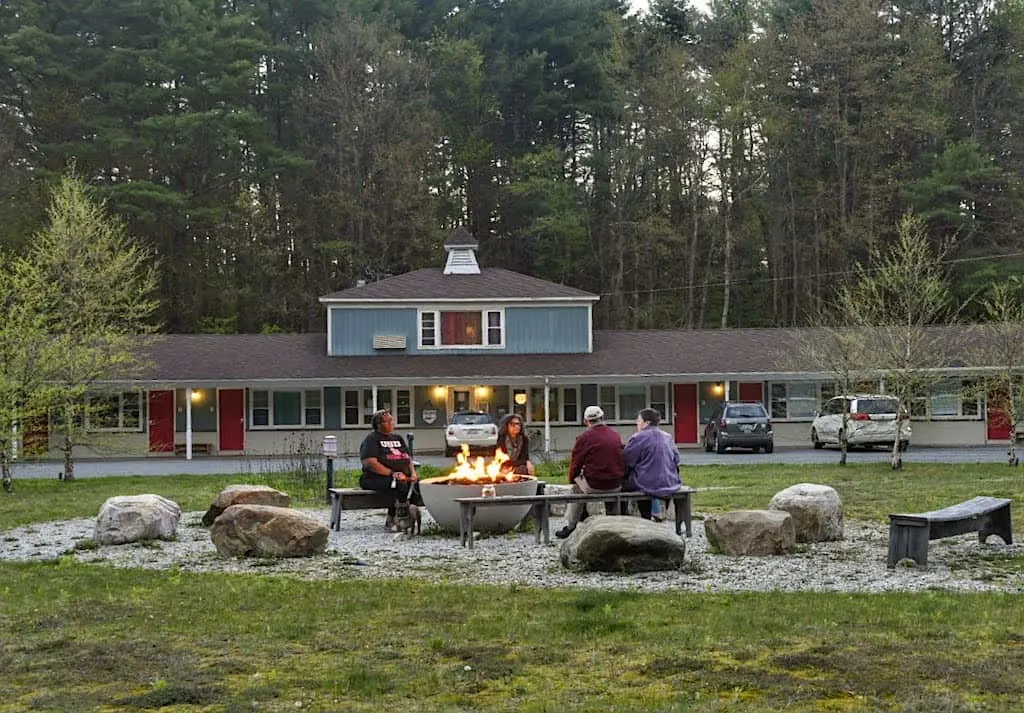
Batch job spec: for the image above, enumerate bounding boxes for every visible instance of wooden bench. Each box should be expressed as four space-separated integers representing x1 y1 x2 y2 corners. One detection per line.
328 488 398 530
888 496 1013 567
174 442 213 456
455 487 696 549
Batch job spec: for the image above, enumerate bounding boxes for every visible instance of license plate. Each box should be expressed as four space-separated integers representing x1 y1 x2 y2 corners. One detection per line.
740 424 754 432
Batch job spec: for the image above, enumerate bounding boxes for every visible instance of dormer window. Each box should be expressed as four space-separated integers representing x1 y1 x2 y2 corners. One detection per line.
419 308 504 348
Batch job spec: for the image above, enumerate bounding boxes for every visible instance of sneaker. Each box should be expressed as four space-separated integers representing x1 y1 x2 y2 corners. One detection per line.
555 525 575 539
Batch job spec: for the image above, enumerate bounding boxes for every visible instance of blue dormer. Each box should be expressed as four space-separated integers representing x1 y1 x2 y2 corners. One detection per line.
318 229 599 357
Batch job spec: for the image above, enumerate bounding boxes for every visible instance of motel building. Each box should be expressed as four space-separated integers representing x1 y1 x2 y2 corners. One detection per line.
20 230 1020 461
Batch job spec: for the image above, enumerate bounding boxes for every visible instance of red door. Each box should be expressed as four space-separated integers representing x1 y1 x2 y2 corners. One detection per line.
218 389 245 451
738 382 764 402
673 384 698 444
148 390 175 452
987 389 1012 440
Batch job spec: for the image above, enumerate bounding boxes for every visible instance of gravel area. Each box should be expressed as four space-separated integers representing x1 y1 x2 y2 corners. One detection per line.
3 507 1022 593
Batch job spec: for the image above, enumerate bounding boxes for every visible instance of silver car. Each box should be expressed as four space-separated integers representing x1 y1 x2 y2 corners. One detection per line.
444 411 498 457
811 395 911 450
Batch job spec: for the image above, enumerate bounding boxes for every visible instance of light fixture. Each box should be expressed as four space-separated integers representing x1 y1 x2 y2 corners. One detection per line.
711 383 725 397
190 389 203 404
432 385 447 400
514 392 528 406
474 386 490 399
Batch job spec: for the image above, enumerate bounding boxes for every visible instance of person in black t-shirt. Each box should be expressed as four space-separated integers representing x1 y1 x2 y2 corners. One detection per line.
359 409 423 531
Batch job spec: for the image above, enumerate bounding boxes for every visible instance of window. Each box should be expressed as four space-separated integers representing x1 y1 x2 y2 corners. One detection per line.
912 380 982 420
526 387 578 423
419 308 504 348
86 392 143 432
420 312 436 347
589 384 671 423
769 382 822 419
250 389 323 428
341 388 413 427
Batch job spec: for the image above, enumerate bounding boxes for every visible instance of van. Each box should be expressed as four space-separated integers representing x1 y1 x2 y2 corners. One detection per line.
811 395 910 450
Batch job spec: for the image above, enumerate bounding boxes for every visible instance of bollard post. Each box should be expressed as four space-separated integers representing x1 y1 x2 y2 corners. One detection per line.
322 435 338 503
406 432 415 458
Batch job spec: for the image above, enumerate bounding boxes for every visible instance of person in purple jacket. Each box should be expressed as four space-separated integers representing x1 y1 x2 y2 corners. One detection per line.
622 408 682 521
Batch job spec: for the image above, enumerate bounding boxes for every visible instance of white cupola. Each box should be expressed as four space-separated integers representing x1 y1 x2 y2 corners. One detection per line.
443 226 481 275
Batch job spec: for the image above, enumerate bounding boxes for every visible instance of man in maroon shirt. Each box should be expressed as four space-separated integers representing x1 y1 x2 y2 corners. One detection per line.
556 405 625 538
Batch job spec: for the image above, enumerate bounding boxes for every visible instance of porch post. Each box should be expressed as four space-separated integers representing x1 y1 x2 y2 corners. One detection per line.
543 379 551 453
185 388 193 460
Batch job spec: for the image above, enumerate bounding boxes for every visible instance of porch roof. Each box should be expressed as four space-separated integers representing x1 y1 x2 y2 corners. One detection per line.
118 325 977 388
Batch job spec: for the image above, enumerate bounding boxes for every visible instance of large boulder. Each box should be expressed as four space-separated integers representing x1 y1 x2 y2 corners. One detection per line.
94 494 182 545
202 484 291 526
704 510 795 556
559 517 686 573
209 504 328 558
769 483 844 542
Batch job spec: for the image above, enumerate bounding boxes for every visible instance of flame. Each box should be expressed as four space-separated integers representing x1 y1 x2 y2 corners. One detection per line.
443 443 524 484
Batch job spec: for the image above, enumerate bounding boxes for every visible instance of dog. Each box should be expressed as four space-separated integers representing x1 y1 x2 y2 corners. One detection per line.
392 500 422 540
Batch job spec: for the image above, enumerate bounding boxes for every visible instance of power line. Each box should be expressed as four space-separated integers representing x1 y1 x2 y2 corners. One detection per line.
594 250 1024 299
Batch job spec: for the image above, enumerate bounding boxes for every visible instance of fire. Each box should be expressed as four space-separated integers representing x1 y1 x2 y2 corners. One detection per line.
439 443 530 484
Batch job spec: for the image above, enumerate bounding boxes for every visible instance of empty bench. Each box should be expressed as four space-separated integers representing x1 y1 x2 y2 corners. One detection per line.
455 487 696 549
328 488 397 530
888 496 1013 567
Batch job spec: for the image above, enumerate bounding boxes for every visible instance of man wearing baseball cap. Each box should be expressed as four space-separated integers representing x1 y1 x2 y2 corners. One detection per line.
556 405 625 538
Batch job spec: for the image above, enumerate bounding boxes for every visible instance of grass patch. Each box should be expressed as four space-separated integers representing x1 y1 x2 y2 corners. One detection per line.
2 461 1024 710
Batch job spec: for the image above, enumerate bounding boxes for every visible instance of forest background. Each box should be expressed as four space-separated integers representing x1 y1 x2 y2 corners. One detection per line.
0 0 1021 334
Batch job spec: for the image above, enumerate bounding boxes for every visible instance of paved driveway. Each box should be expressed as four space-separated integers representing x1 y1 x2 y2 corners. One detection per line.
9 445 1015 479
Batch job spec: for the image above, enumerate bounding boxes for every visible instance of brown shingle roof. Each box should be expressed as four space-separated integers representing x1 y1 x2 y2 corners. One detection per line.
319 268 598 302
124 325 975 387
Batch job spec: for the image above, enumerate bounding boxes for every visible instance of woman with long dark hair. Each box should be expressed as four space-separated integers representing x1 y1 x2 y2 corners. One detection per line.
496 413 535 476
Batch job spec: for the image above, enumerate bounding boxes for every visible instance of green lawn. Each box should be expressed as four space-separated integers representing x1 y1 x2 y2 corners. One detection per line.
1 461 1023 712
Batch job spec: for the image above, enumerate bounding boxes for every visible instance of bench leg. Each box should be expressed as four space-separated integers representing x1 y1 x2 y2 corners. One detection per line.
329 492 342 531
888 521 930 567
673 493 692 537
460 504 476 549
979 504 1014 546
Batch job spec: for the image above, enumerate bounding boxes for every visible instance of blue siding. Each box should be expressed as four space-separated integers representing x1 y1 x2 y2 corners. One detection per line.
328 304 590 356
505 306 590 354
330 308 419 356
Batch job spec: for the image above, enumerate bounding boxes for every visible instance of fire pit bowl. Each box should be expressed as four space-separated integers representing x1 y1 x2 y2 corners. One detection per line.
419 475 539 533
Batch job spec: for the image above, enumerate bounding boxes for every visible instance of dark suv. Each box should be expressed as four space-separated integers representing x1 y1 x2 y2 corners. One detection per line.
703 402 774 454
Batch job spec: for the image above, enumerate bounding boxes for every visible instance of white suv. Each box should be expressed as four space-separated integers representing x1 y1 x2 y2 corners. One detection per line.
811 395 910 450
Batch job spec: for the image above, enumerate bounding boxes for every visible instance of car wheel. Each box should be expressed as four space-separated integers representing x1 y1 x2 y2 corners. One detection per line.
715 433 726 454
703 431 712 452
811 428 823 450
764 441 774 454
444 446 456 457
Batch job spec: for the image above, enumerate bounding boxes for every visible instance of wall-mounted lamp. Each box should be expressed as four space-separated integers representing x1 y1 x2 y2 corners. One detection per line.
432 385 447 400
474 386 491 399
514 392 528 406
710 383 725 398
190 389 203 404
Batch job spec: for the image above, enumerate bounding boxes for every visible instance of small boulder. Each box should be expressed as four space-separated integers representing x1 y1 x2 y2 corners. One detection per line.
209 504 328 558
560 517 686 573
94 494 182 546
704 510 795 556
202 484 291 526
769 483 844 542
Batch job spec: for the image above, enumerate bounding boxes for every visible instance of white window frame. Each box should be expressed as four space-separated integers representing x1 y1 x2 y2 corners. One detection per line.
911 380 983 420
523 386 579 424
417 306 505 350
249 388 324 429
768 382 826 421
341 388 414 428
86 391 144 432
592 384 672 423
